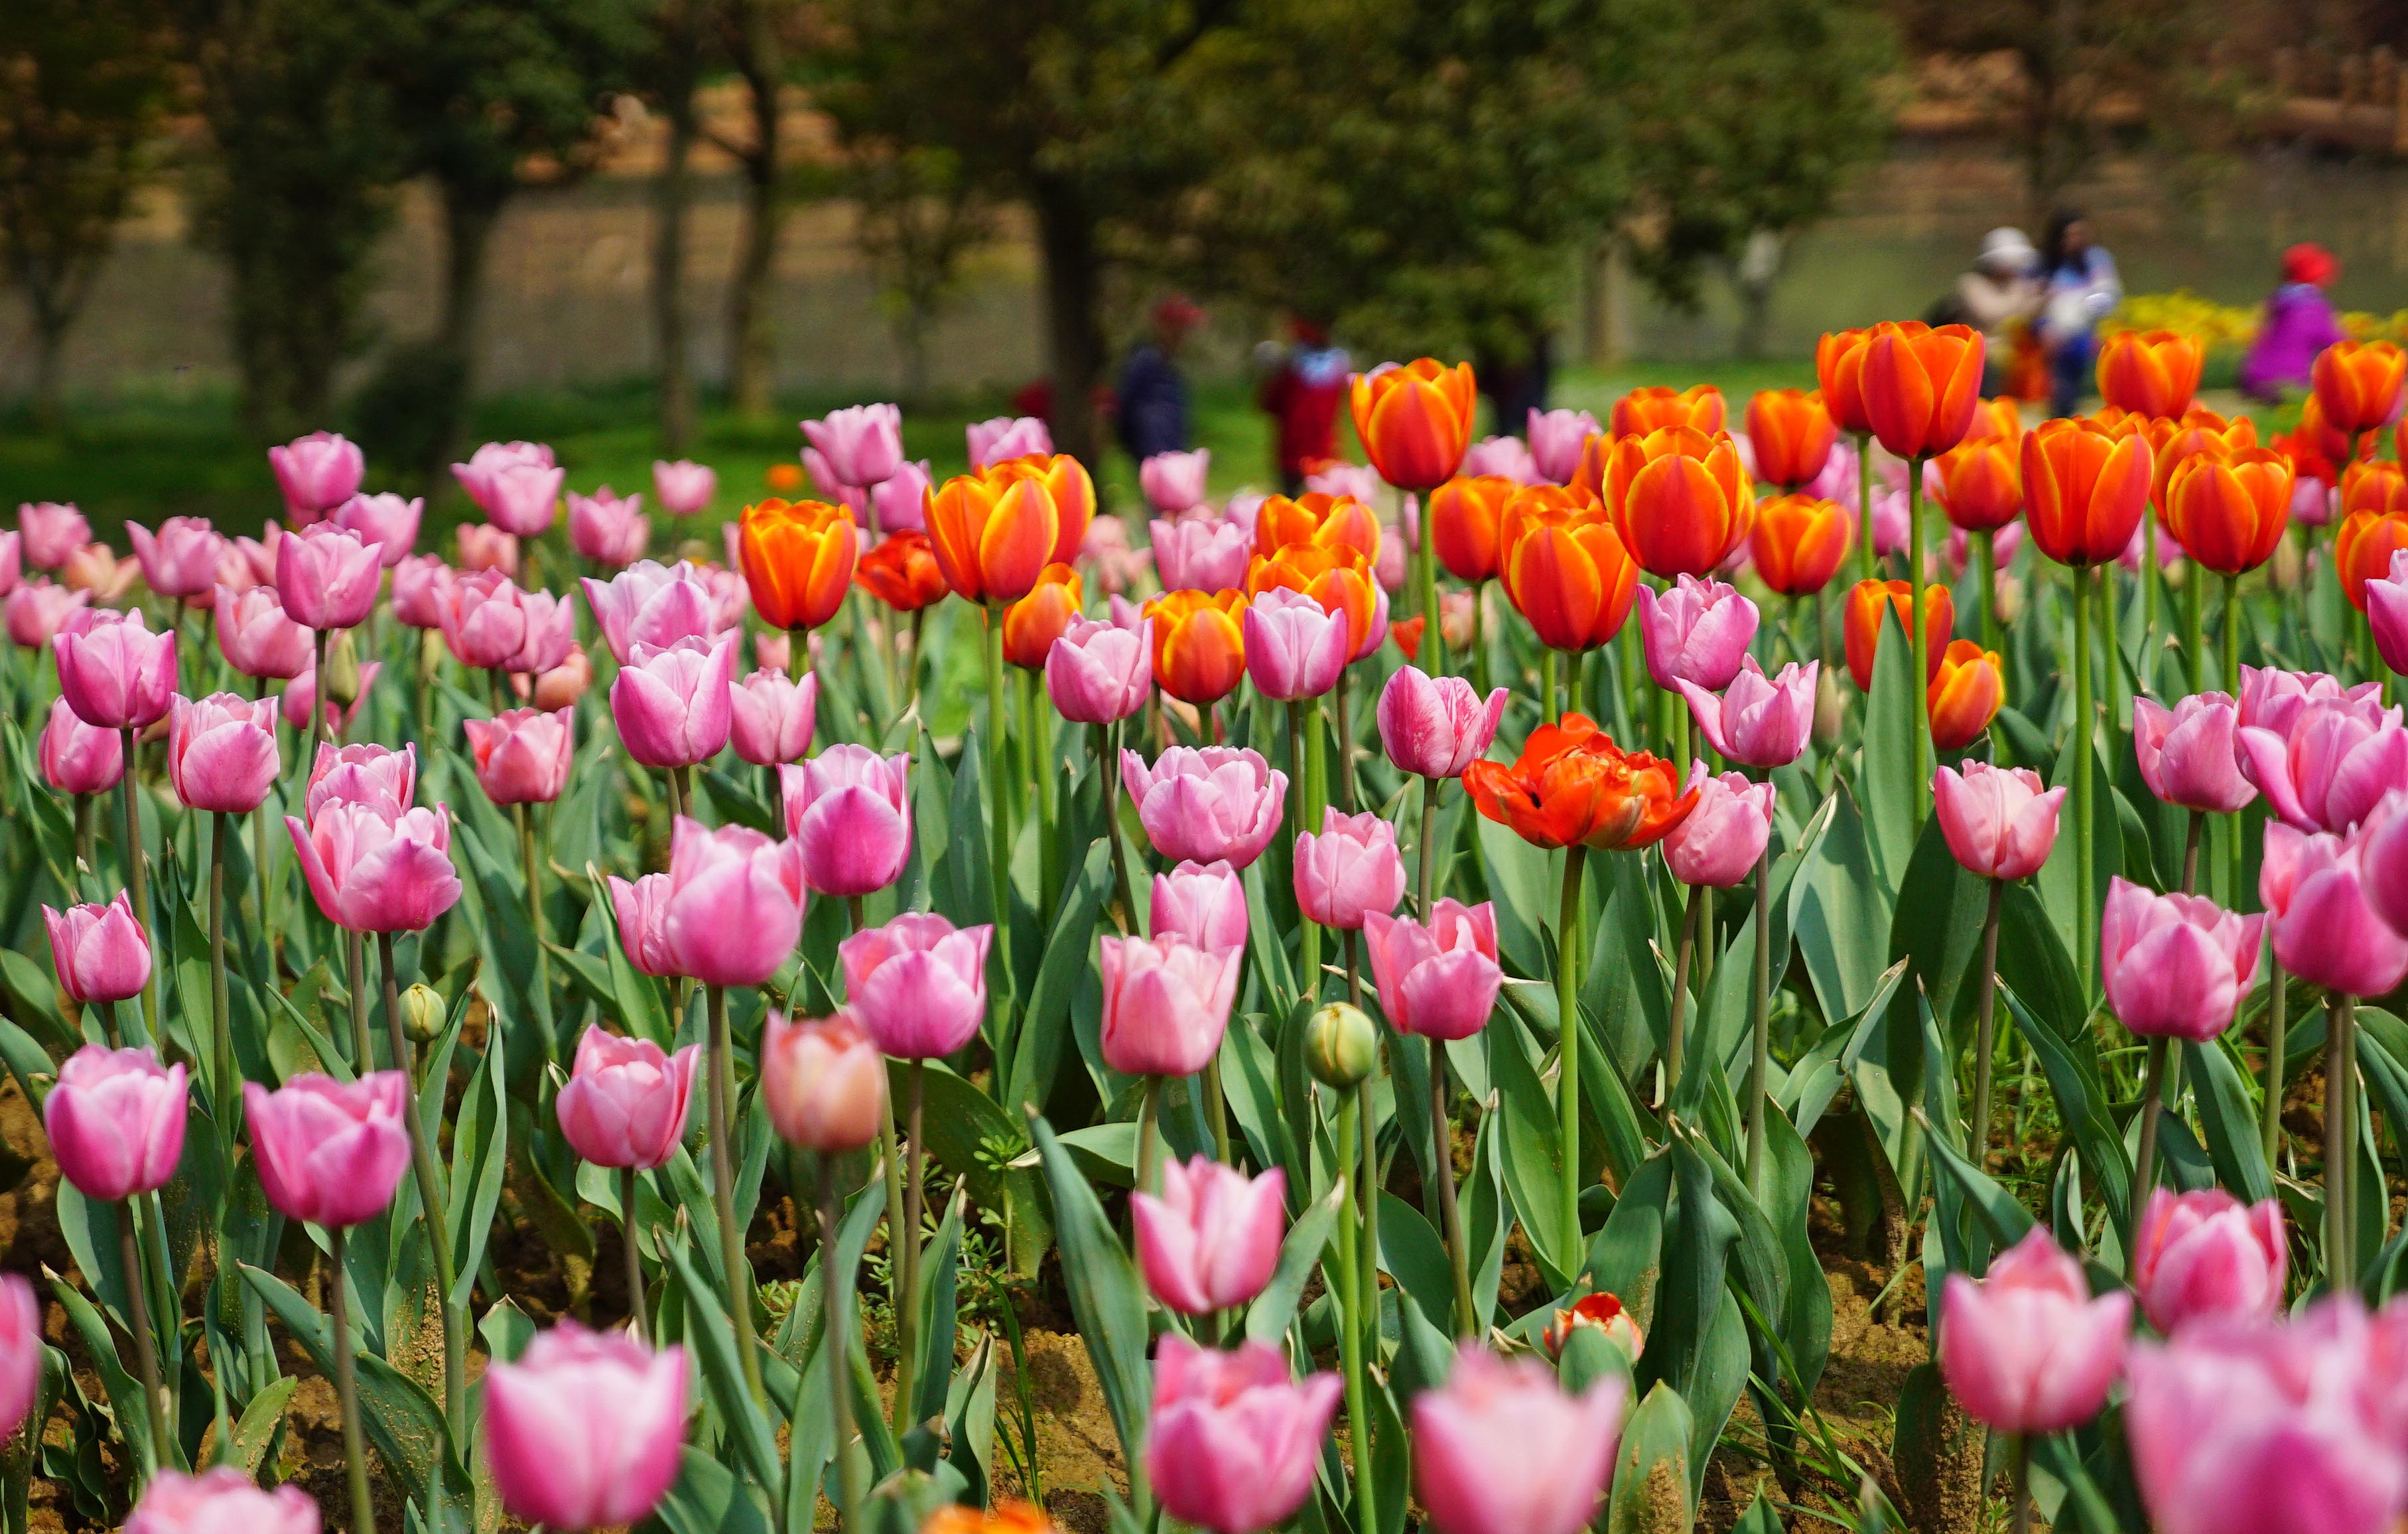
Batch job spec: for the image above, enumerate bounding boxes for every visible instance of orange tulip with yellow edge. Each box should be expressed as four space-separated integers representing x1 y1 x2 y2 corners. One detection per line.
1814 328 1876 435
737 497 858 631
1349 358 1476 490
2152 407 2257 504
1843 578 1954 691
1934 437 2023 531
923 471 1059 603
1927 639 2005 750
2096 330 2205 420
1464 713 1697 851
1749 494 1853 596
2313 340 2408 438
2021 417 2154 567
2337 461 2408 609
1246 543 1379 654
985 454 1095 566
1497 488 1639 652
1252 491 1382 565
1000 563 1083 668
1144 589 1246 704
1600 426 1755 579
1611 384 1725 439
2163 449 2292 576
1744 388 1839 490
1859 320 1985 460
854 530 951 612
922 1501 1057 1534
1960 396 2024 445
1429 476 1515 581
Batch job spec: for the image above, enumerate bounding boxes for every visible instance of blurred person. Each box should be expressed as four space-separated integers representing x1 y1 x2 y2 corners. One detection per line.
2036 209 2122 418
1956 228 2042 397
1254 316 1353 494
1117 295 1205 464
2239 243 2348 405
1477 330 1552 437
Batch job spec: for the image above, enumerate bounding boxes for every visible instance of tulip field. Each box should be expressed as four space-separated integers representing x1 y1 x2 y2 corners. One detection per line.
12 328 2408 1534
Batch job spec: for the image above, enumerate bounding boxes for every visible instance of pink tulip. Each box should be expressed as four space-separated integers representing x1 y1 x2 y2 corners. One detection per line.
1242 589 1349 701
1304 461 1382 504
1526 408 1601 485
2133 692 2257 815
5 579 86 648
123 1467 321 1534
1463 434 1540 484
607 871 676 978
1150 516 1252 594
268 432 364 518
1678 658 1817 769
582 559 724 664
436 569 528 669
1363 900 1501 1041
483 1320 687 1533
1133 1156 1285 1316
1294 807 1406 931
968 415 1050 470
214 584 312 679
464 707 574 805
1150 861 1248 952
306 741 415 821
1140 450 1211 514
1938 1226 2133 1434
510 589 576 675
611 634 736 770
1413 1343 1625 1534
0 1276 31 1446
243 1071 411 1227
0 531 23 598
838 912 991 1059
18 501 90 569
54 608 175 730
555 1026 699 1170
516 645 593 712
2267 823 2408 996
782 744 912 896
1046 616 1152 723
802 404 905 488
652 458 717 516
484 461 565 535
568 487 649 568
168 693 281 813
871 460 931 533
40 696 122 795
279 656 380 735
2240 696 2408 835
43 893 151 1005
391 556 451 630
730 668 818 766
275 523 383 631
234 526 282 585
654 817 807 987
2131 1188 2287 1335
287 801 462 934
1663 768 1774 888
1932 762 2065 881
1122 746 1288 869
1146 1336 1338 1534
456 522 520 577
44 1044 186 1201
126 518 228 599
1944 520 2025 579
1376 667 1507 780
1082 514 1152 597
331 492 421 565
1637 575 1760 692
2372 554 2408 677
761 1011 887 1152
2101 878 2263 1041
803 447 870 516
2240 665 2383 738
1099 933 1239 1078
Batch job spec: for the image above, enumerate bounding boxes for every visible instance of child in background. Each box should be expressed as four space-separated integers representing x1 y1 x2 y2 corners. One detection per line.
2240 243 2348 404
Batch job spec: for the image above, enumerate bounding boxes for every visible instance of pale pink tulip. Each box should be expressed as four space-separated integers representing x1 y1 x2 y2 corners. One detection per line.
2101 878 2263 1042
1294 807 1406 931
760 1012 885 1152
2131 1188 2287 1335
1149 861 1248 952
1526 409 1602 485
782 745 911 896
611 634 736 770
729 667 817 766
1678 658 1817 769
126 518 228 598
803 404 905 488
483 1321 687 1533
54 608 175 729
1662 768 1774 888
123 1468 320 1534
243 1072 411 1227
168 692 281 813
1150 516 1252 594
1122 746 1288 869
555 1026 699 1170
568 487 649 568
1140 450 1211 514
267 433 364 518
1363 900 1501 1041
464 707 574 805
287 801 462 934
1099 934 1240 1078
2133 693 2257 815
1046 616 1151 723
331 492 421 565
1932 762 2064 881
39 696 123 795
1937 1226 2132 1434
838 912 991 1060
18 501 90 569
1133 1156 1285 1316
651 458 717 517
275 523 383 631
1413 1344 1625 1534
214 583 313 678
44 1044 186 1201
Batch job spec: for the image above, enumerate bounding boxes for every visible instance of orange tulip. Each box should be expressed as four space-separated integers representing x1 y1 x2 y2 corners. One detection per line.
737 498 858 631
2344 459 2408 519
1744 388 1839 490
1143 589 1246 704
923 1501 1057 1534
1843 578 1953 691
2021 417 2154 567
1814 329 1876 435
2163 449 2293 576
2096 330 2205 420
2313 340 2408 438
1246 543 1379 654
1859 320 1984 460
1611 385 1725 439
764 462 806 492
2337 462 2408 608
2152 407 2257 505
1252 491 1382 565
986 454 1095 566
1927 639 2005 750
854 530 951 612
1960 396 2024 445
1599 427 1755 579
1349 358 1476 490
1749 494 1853 596
923 471 1059 603
1429 476 1515 581
1001 563 1083 669
1464 713 1698 851
1497 489 1639 652
1933 437 2023 532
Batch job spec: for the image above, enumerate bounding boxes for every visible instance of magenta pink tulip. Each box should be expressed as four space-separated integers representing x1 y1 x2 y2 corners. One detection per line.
44 1044 186 1202
2131 1188 2287 1335
612 634 736 770
968 415 1050 470
1414 1343 1625 1534
1146 1336 1339 1534
243 1072 411 1227
1140 449 1211 514
126 518 228 599
1364 900 1501 1041
1294 807 1406 931
2239 694 2408 834
330 492 421 565
306 741 416 819
803 442 874 512
168 693 280 813
1099 934 1240 1078
1376 667 1507 780
1150 516 1251 594
1355 583 1393 660
2101 878 2263 1042
54 608 175 730
652 458 716 516
2238 665 2381 738
0 1276 31 1446
40 696 122 795
0 531 23 599
1527 408 1601 485
1123 746 1288 870
267 433 363 519
1937 1226 2132 1434
761 1011 886 1152
44 894 151 1005
783 744 912 896
1047 616 1152 723
803 404 905 488
287 801 462 934
2266 823 2408 996
607 872 676 978
438 569 529 669
1678 657 1817 769
871 460 931 533
1638 575 1760 692
1663 768 1774 888
568 487 649 568
456 446 563 537
214 584 312 679
1242 589 1350 701
464 707 574 806
2133 692 2257 815
730 667 818 766
123 1468 321 1534
583 560 724 665
5 579 86 648
2372 549 2408 677
838 912 992 1059
234 527 281 586
1150 860 1249 952
1133 1156 1286 1316
1932 762 2065 881
18 501 90 569
483 1320 687 1533
456 522 519 577
510 589 575 675
657 817 806 987
275 523 383 631
555 1025 699 1170
279 656 379 735
1463 435 1539 484
391 556 450 630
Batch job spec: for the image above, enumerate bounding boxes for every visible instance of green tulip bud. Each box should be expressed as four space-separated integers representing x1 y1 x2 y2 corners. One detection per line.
1305 1002 1378 1089
401 983 446 1044
322 628 363 709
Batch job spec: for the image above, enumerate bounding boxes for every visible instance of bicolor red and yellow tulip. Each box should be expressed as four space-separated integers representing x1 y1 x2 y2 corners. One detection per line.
1253 491 1382 565
1843 578 1953 692
1749 494 1853 596
1859 320 1984 460
1928 639 2005 750
924 470 1059 604
1598 427 1755 579
1610 384 1725 439
2163 449 2293 576
1349 359 1476 490
2022 417 2154 567
1429 476 1515 582
2312 340 2408 438
736 498 857 632
1743 388 1838 490
1000 563 1084 669
1497 487 1639 652
2096 330 2205 420
1144 589 1247 705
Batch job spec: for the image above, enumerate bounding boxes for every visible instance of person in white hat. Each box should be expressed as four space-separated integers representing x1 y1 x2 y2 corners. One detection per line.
1958 228 2042 395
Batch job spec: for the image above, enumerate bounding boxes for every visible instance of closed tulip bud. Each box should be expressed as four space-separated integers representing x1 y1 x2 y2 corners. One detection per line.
838 912 991 1060
463 707 573 806
1465 435 1539 484
1496 486 1639 652
1542 1291 1644 1362
612 634 736 770
924 471 1059 603
1001 563 1083 669
1305 1001 1380 1087
1938 1227 2131 1434
1099 933 1239 1078
5 579 88 648
1749 494 1854 596
2264 825 2408 997
1139 589 1245 705
390 556 450 631
243 1072 412 1227
275 523 383 631
2237 697 2408 835
40 695 122 796
854 529 949 613
288 802 462 934
1144 1336 1338 1534
802 403 904 488
2314 339 2408 437
484 1322 687 1532
2098 329 2206 419
985 453 1095 565
18 500 92 569
44 1044 186 1201
472 458 565 539
1933 437 2023 531
1150 516 1251 593
1637 575 1759 693
54 608 175 730
1525 408 1600 486
1932 762 2064 881
1678 657 1818 770
555 1025 699 1170
1139 449 1210 513
44 892 151 1004
1351 358 1476 490
1149 861 1248 951
1842 579 1952 691
1253 491 1382 565
1294 808 1406 932
455 522 520 577
168 693 279 813
607 871 675 977
1743 387 1839 490
581 559 722 664
1857 320 1983 460
2024 417 2154 567
2130 1188 2287 1335
2102 878 2263 1041
783 744 911 896
2133 693 2257 815
1662 768 1774 888
762 1011 885 1152
651 458 716 516
1132 1158 1286 1317
320 627 362 708
1927 638 2005 750
1376 666 1506 779
400 983 446 1043
967 415 1050 470
1123 745 1288 869
1611 384 1725 439
1240 588 1347 701
566 488 648 568
1412 1344 1626 1534
123 1468 321 1534
306 740 416 819
1046 616 1151 723
210 585 308 683
729 667 817 766
1363 901 1501 1041
1246 541 1380 660
1428 476 1512 583
269 431 365 517
126 518 228 599
1601 427 1755 579
331 492 421 565
738 498 857 632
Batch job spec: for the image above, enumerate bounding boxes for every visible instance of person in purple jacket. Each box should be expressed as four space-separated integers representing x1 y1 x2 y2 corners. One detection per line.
2240 244 2348 403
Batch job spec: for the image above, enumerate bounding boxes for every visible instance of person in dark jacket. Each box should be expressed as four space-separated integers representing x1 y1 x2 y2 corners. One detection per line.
1117 295 1205 463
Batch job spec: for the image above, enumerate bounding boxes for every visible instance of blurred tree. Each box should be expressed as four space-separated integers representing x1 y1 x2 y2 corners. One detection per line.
708 0 811 419
845 145 995 401
0 0 176 426
643 0 714 452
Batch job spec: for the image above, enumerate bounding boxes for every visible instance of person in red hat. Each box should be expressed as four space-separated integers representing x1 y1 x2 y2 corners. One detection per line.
1254 316 1353 494
2241 243 2348 403
1117 295 1206 464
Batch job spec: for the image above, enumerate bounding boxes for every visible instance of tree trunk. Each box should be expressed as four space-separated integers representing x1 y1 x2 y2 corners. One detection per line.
1031 173 1106 468
29 299 68 431
653 35 699 453
429 179 505 480
726 0 786 418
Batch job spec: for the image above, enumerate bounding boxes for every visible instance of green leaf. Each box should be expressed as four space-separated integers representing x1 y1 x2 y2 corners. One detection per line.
1245 1182 1343 1346
445 1028 507 1290
2004 985 2133 1243
1604 1381 1695 1534
1374 1192 1453 1336
1003 837 1107 1115
645 1446 773 1534
1582 1150 1672 1336
912 1188 967 1429
49 1274 164 1474
1491 1005 1575 1287
1922 1113 2037 1263
2185 1034 2274 1206
1793 784 1891 1028
1857 602 1920 898
661 1241 784 1494
228 1376 299 1478
1028 1113 1150 1468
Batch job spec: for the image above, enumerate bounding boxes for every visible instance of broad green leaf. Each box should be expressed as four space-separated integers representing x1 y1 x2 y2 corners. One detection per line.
1856 603 1919 898
1245 1182 1343 1347
1605 1381 1694 1534
1029 1113 1150 1467
661 1242 783 1493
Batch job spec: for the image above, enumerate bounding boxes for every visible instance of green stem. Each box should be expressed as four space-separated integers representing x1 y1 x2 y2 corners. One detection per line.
345 930 373 1072
1104 719 1136 934
2142 513 2160 668
1906 456 1930 823
517 802 549 1001
1135 1074 1166 1196
622 1164 647 1346
2181 809 2203 896
1976 529 2000 658
2184 557 2207 695
876 1087 907 1434
1432 1056 1475 1337
2009 1434 2032 1534
2222 572 2241 698
118 727 158 1047
1203 1055 1231 1164
2326 993 2358 1287
74 792 93 875
1855 433 1876 585
209 813 233 1126
1745 831 1773 1192
2129 1036 2169 1274
304 628 328 805
383 933 463 1439
330 1224 373 1534
2262 962 2288 1166
897 1060 925 1434
1556 844 1587 1245
1541 648 1560 727
119 1205 165 1480
1418 493 1444 679
706 986 766 1403
1300 703 1327 1002
2072 564 2096 999
1333 667 1356 811
984 603 1011 923
1418 776 1441 917
1970 879 2005 1164
1333 1087 1375 1534
819 1156 860 1533
1357 1075 1381 1365
1666 882 1704 1103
